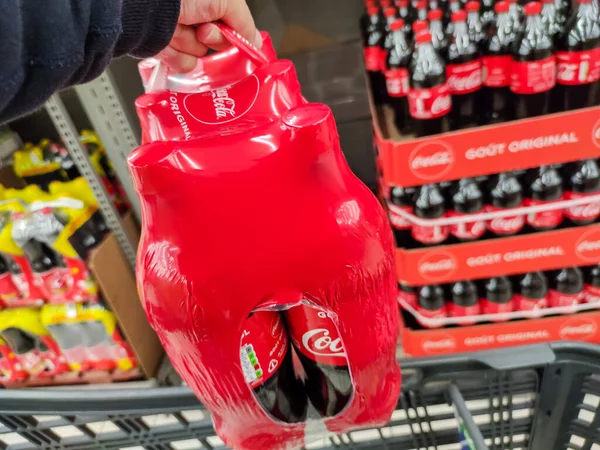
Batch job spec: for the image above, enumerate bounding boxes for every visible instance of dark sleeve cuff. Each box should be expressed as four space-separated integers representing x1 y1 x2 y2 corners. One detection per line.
116 0 181 58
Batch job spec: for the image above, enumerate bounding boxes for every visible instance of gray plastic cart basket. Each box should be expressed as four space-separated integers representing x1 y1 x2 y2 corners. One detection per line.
0 342 598 450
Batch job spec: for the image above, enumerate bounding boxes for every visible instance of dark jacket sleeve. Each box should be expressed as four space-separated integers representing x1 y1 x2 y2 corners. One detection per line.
0 0 180 123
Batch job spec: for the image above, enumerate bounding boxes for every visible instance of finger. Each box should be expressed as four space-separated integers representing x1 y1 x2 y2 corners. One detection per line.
171 24 209 57
222 0 263 49
195 23 229 50
179 0 262 49
158 46 198 73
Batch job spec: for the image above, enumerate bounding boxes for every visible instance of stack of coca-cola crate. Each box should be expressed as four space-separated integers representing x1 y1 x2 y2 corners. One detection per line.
362 0 600 355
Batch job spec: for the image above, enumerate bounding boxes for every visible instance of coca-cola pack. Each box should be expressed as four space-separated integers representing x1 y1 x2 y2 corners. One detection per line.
366 0 600 357
131 25 400 450
364 0 599 135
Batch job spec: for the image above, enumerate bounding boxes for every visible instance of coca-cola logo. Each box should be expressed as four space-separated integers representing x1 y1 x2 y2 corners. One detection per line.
489 215 524 233
421 332 457 354
556 62 578 82
213 89 236 119
408 141 455 180
431 95 452 115
183 74 260 125
302 328 347 359
575 229 600 262
593 118 600 149
568 203 600 220
447 67 482 93
418 251 458 282
559 317 598 340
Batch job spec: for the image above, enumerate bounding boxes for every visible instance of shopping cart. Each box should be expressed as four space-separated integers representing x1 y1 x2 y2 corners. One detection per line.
0 342 598 450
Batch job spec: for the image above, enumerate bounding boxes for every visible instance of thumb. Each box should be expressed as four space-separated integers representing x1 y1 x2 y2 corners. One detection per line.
221 0 263 48
179 0 262 49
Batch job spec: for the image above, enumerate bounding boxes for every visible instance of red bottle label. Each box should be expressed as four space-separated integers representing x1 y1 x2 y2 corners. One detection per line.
285 304 347 367
387 203 413 230
479 298 514 321
411 222 449 245
240 311 289 389
447 302 480 318
447 211 486 240
510 56 556 94
365 46 382 72
514 294 547 315
408 84 452 119
446 59 483 94
385 68 410 97
482 55 512 87
556 49 600 85
398 290 418 309
564 191 600 222
584 284 600 303
485 206 525 235
524 199 564 230
548 290 583 309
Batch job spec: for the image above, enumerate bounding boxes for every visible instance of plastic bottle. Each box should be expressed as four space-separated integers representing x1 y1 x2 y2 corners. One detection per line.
408 31 452 136
482 1 517 124
511 1 556 119
446 10 483 130
553 0 600 111
385 19 413 133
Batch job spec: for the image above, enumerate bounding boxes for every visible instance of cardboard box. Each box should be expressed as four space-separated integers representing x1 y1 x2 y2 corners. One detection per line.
88 213 163 379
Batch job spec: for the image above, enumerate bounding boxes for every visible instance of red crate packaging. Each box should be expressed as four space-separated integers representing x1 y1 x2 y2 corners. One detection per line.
370 101 600 354
400 309 600 357
375 106 600 189
396 223 600 285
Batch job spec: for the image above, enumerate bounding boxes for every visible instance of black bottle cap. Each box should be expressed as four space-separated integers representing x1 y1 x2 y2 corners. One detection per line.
587 265 600 288
418 285 445 310
399 282 417 294
485 277 513 304
519 272 548 300
451 281 478 307
554 267 584 294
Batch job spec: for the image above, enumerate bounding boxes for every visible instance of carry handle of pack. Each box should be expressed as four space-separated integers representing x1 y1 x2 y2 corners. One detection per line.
146 23 272 93
215 22 273 67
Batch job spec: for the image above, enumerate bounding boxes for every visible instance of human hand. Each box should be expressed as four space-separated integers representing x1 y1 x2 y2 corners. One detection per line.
159 0 262 72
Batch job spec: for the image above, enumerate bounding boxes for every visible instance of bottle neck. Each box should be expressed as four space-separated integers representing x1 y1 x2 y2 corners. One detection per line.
541 3 556 15
392 29 409 46
576 1 596 19
496 11 510 26
467 11 480 21
430 19 443 31
525 13 544 31
416 42 438 56
453 20 469 35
